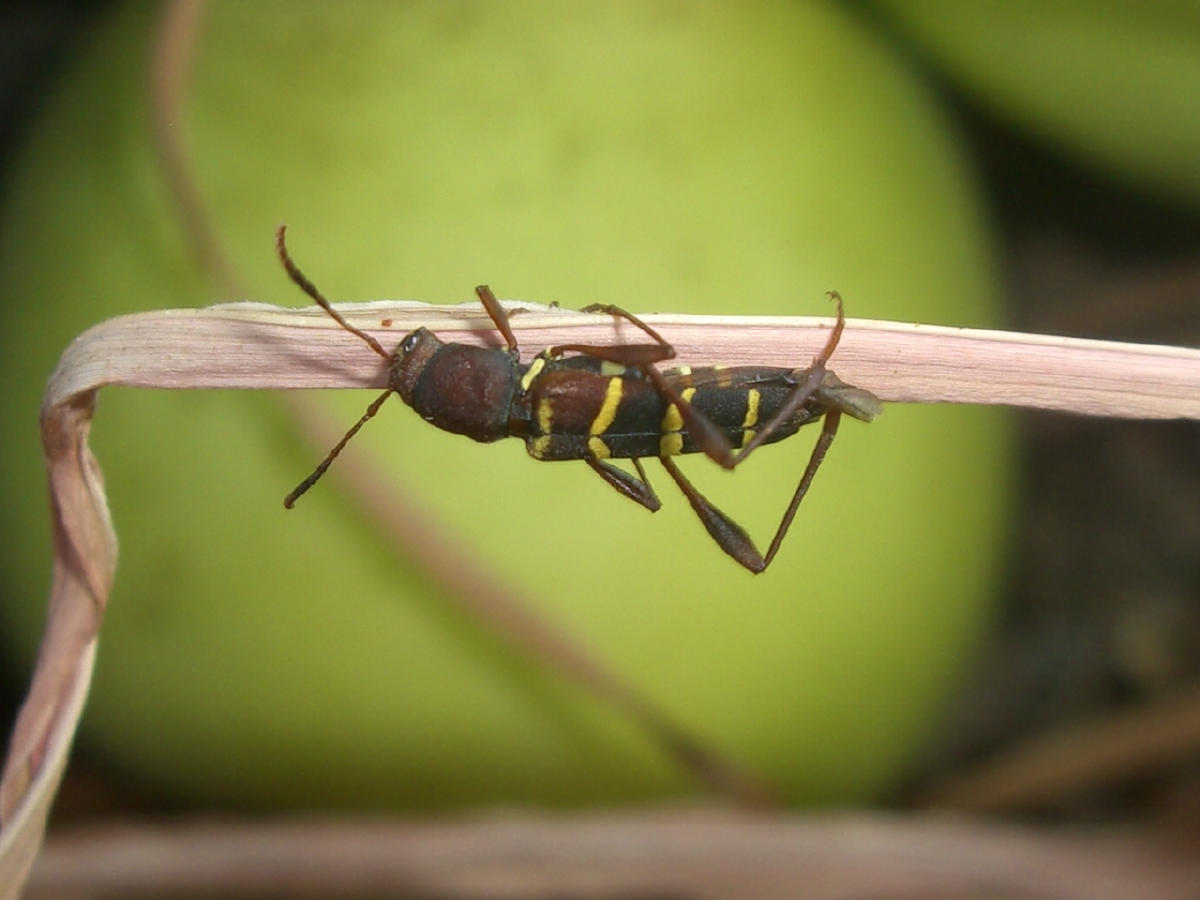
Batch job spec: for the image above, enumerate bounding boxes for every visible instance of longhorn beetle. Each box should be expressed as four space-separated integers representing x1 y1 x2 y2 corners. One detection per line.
278 226 881 572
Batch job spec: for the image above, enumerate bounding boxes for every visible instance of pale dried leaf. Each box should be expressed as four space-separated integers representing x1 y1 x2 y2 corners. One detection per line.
2 300 1199 898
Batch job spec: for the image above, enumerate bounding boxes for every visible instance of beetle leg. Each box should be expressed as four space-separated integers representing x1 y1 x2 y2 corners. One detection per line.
551 303 677 365
550 342 677 366
576 304 741 468
579 303 674 348
586 454 661 512
660 456 766 574
659 408 840 573
643 365 739 468
761 408 840 568
474 286 521 354
730 292 847 467
590 294 852 473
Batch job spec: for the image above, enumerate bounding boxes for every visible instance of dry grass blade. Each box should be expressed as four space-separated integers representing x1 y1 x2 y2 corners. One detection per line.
1 299 1199 898
42 299 1200 412
0 389 114 896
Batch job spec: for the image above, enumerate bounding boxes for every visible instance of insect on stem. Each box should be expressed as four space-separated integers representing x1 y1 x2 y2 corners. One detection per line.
278 229 881 571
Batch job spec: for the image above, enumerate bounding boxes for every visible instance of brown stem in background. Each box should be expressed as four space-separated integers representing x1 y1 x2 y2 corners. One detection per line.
28 813 1200 899
150 0 240 298
923 683 1200 814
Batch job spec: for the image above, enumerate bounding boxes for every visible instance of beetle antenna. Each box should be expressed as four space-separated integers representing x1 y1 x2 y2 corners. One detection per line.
284 388 393 507
819 290 847 365
276 224 391 361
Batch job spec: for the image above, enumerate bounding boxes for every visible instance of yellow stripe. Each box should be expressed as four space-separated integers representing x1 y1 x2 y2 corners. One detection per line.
743 388 760 429
740 388 761 449
660 433 684 456
599 360 627 376
587 436 611 459
589 377 623 436
520 355 546 391
660 386 696 434
537 397 554 434
530 435 552 458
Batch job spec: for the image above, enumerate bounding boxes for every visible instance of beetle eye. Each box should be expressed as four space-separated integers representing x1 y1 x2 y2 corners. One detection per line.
399 331 422 356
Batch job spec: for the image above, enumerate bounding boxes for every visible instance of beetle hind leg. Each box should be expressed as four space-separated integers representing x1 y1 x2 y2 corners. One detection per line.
660 456 766 574
761 408 841 568
659 407 842 574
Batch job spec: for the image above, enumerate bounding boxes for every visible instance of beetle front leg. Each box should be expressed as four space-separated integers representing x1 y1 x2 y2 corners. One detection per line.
585 454 662 511
474 285 521 354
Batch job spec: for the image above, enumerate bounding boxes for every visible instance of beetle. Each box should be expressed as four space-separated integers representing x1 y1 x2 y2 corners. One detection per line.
277 225 881 572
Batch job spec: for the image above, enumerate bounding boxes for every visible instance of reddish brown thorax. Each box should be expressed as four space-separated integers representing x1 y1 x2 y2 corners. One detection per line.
391 328 518 442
